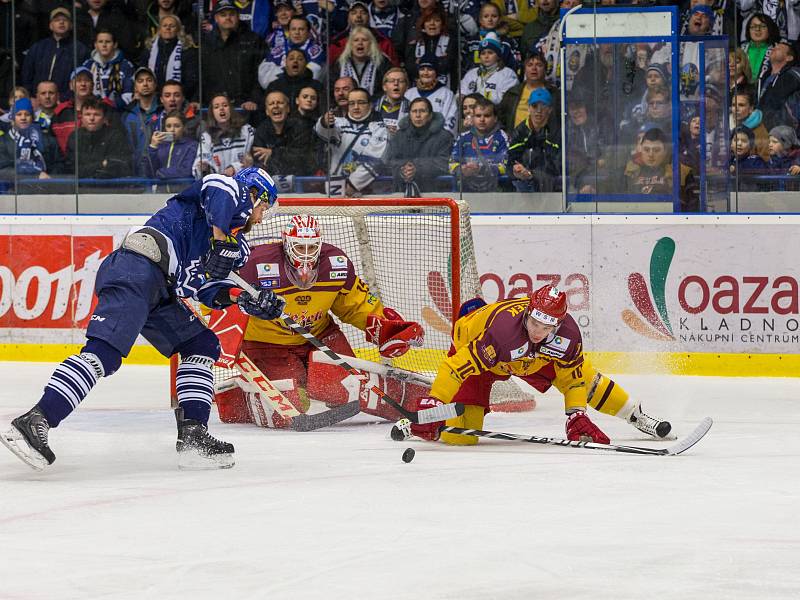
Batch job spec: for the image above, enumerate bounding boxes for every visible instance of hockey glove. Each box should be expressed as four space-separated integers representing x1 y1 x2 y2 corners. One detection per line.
409 397 444 441
236 289 286 321
203 236 240 281
365 308 425 358
566 410 610 444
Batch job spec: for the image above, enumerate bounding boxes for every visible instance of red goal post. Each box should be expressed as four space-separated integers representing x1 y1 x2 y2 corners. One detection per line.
169 197 535 412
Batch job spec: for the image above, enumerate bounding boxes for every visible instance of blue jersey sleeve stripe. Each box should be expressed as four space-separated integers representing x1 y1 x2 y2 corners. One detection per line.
202 176 239 204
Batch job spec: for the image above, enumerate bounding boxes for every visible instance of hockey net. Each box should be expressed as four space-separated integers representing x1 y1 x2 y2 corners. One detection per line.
171 197 535 412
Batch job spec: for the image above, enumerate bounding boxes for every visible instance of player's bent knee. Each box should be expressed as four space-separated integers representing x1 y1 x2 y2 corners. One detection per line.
81 337 123 376
440 404 484 446
177 328 221 362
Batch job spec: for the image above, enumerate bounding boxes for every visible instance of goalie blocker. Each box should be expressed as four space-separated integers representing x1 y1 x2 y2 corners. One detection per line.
216 350 428 426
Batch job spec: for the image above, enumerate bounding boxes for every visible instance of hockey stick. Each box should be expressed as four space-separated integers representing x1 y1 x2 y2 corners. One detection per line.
311 351 434 386
229 272 463 425
430 417 713 456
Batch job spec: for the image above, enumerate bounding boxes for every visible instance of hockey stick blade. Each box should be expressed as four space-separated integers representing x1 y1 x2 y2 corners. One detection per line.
291 401 361 432
440 416 713 456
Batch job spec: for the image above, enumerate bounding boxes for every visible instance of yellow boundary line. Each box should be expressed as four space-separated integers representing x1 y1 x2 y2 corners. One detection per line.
0 344 797 377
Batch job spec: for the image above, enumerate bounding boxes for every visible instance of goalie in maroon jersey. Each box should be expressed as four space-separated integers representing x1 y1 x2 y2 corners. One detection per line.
214 214 429 427
395 284 674 445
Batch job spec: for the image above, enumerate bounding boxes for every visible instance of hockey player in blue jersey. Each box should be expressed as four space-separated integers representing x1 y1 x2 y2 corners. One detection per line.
0 167 285 471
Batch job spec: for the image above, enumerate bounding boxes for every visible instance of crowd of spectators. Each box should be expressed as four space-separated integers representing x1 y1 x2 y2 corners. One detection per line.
2 0 800 204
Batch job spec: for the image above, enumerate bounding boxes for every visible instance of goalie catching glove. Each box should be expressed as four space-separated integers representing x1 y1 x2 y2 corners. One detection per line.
236 288 286 321
365 308 424 358
203 236 240 280
566 409 610 444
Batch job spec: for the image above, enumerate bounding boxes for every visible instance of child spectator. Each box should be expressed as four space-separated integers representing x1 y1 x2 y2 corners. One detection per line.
766 125 800 174
729 126 767 190
460 33 519 106
461 2 519 75
193 93 254 178
449 97 509 192
142 110 198 180
82 29 135 109
0 98 61 180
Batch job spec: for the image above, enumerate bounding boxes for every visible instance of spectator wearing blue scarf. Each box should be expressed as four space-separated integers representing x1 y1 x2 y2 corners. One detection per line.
0 98 61 180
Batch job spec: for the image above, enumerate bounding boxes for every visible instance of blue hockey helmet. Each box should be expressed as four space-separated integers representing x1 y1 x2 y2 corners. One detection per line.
234 167 278 208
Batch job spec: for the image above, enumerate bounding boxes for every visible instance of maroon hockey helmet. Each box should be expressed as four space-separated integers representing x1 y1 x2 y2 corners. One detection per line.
527 285 567 326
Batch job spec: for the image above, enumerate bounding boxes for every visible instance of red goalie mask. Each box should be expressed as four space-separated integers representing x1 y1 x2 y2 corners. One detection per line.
283 214 322 289
527 284 567 326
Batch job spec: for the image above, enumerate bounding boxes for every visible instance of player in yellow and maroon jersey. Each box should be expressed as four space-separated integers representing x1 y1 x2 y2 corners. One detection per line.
215 214 427 427
405 284 674 445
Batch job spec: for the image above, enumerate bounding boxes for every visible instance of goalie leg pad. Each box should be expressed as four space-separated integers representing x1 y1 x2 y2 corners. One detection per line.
216 386 252 424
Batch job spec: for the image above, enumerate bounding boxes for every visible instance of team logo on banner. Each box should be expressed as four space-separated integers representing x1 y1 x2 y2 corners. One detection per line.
622 237 676 341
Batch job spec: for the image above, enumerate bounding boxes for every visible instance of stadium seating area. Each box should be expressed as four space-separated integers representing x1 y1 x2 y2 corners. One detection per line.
2 0 800 211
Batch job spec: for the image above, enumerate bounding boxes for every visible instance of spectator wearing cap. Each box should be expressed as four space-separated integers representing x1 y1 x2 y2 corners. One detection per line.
448 96 509 193
266 49 324 109
265 1 297 59
521 0 560 56
498 51 556 132
206 0 273 39
403 5 456 87
373 68 410 135
507 87 561 193
200 0 265 111
385 96 452 194
123 67 162 175
50 67 116 156
757 37 800 130
76 0 136 60
252 90 318 176
329 1 401 67
627 62 670 126
405 55 457 136
259 15 325 89
461 3 519 75
743 13 781 83
139 14 199 101
460 33 519 106
21 8 89 99
81 29 136 109
0 97 62 181
333 26 393 100
766 124 800 174
731 87 770 161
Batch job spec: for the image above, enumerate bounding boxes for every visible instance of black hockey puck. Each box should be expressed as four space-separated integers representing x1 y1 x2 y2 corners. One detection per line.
390 425 405 441
656 421 672 439
402 448 415 463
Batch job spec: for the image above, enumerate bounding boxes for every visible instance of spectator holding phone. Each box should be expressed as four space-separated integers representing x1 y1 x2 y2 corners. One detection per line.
142 110 198 180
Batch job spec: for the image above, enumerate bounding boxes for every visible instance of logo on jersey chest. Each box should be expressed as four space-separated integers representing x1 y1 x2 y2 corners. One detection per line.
329 255 347 268
537 335 571 359
295 295 312 306
256 263 280 278
330 270 347 280
510 342 529 360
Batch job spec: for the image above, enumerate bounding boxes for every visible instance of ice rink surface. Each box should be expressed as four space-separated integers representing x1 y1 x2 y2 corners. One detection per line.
1 362 799 600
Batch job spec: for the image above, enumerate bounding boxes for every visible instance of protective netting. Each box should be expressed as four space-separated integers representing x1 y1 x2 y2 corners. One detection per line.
177 198 535 410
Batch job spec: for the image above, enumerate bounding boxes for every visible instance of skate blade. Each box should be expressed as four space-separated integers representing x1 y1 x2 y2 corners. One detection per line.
177 450 235 471
0 427 48 471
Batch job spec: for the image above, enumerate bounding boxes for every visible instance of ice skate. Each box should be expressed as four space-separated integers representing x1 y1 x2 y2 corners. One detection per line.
628 405 676 440
175 409 235 470
0 406 55 471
